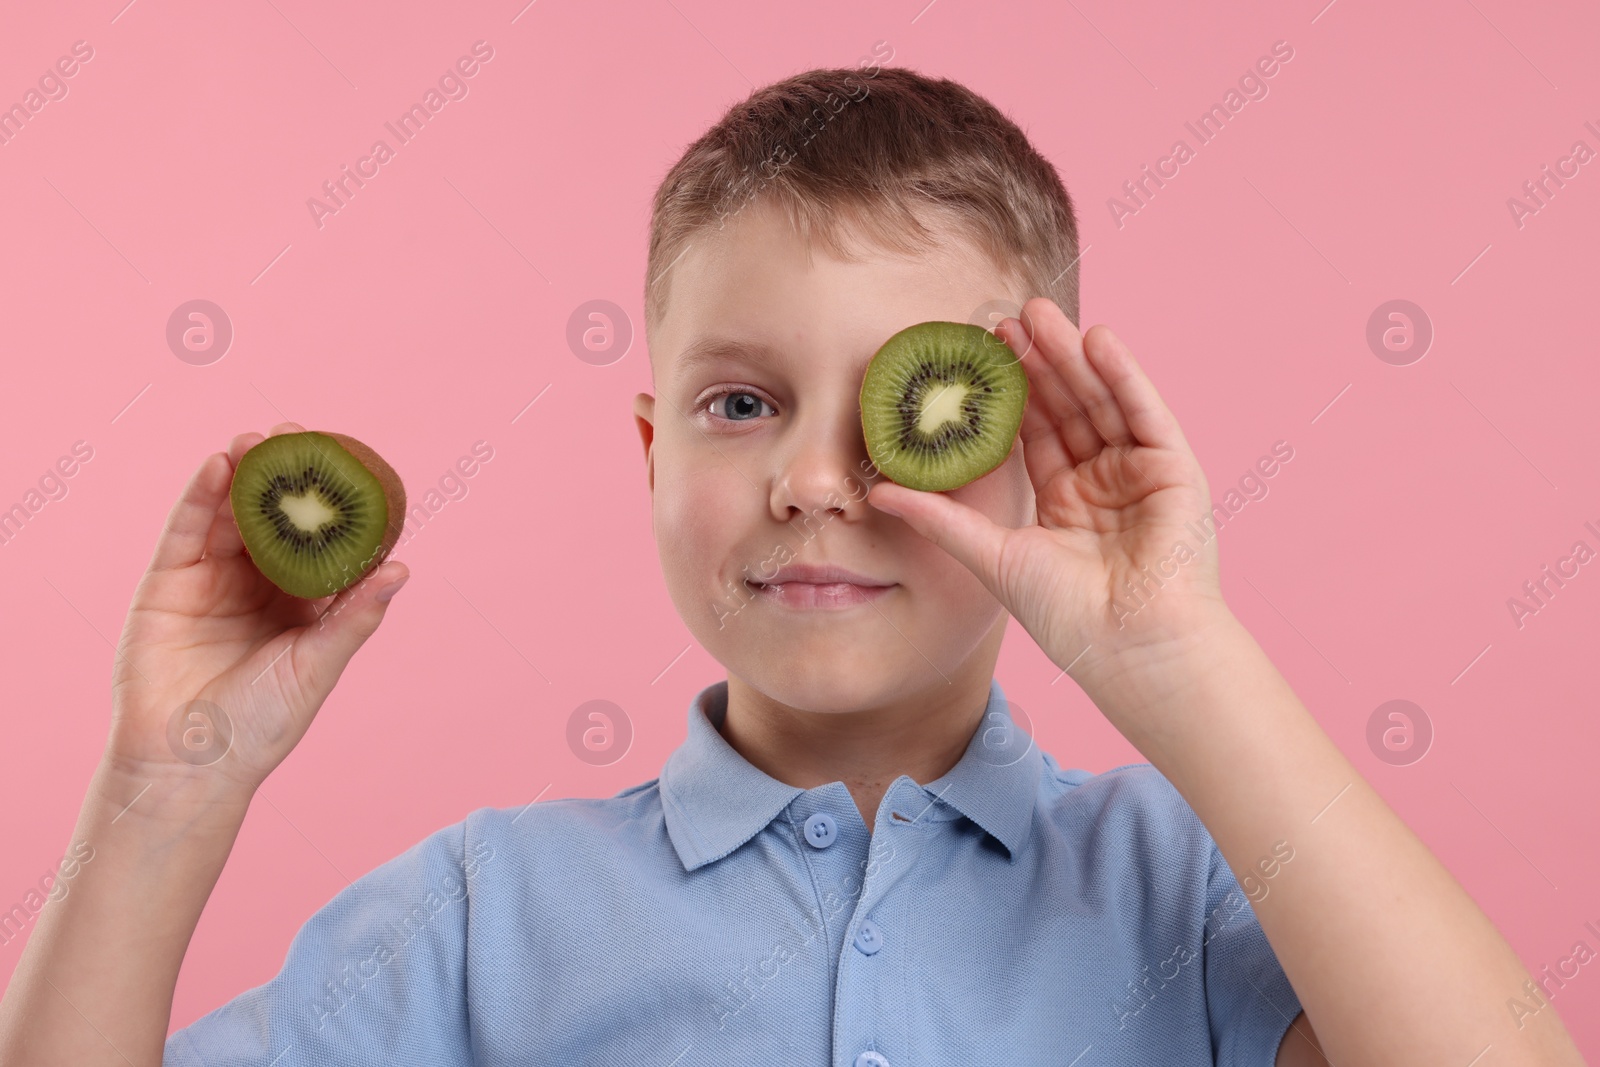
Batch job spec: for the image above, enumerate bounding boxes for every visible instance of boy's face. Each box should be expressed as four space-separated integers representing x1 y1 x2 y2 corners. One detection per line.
633 200 1036 713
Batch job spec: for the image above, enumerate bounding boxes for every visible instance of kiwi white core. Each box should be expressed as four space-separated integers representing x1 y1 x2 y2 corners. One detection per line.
277 490 339 533
916 382 972 437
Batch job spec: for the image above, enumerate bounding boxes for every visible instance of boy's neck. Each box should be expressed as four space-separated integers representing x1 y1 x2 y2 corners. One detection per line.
717 670 996 833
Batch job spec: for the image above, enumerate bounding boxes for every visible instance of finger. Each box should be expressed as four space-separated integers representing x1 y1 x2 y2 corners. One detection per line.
1082 325 1191 454
203 432 267 560
228 431 267 467
1000 311 1077 431
202 489 247 560
149 451 234 573
204 489 248 563
998 311 1088 490
1003 304 1113 464
1023 297 1135 453
291 560 410 700
866 482 1007 598
1004 311 1084 475
1018 400 1074 490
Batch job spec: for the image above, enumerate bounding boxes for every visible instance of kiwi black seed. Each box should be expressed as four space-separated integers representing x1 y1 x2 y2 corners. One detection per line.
229 431 407 600
859 320 1029 492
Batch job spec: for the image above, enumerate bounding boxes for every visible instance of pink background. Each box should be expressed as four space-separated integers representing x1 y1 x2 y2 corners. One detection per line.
2 0 1598 1051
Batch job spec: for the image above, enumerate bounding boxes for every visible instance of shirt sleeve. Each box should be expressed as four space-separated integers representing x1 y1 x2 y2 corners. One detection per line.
1200 836 1304 1067
163 814 491 1066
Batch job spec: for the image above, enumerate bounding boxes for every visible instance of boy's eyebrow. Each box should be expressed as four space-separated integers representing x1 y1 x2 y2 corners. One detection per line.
672 335 787 378
673 334 876 382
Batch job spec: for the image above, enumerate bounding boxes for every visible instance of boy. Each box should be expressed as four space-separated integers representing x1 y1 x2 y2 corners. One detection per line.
0 66 1583 1066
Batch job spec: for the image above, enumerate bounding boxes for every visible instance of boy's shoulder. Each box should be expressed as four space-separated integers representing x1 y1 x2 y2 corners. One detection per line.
1039 750 1188 807
452 778 673 859
470 776 664 826
1035 751 1216 865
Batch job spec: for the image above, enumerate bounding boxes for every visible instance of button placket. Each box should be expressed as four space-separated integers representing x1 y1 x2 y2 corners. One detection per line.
834 779 933 1067
790 787 878 1016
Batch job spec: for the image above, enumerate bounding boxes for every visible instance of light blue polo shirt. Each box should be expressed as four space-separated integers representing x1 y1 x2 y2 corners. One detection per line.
164 676 1303 1065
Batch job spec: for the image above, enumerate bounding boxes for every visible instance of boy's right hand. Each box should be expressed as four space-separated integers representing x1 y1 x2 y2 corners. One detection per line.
105 421 409 799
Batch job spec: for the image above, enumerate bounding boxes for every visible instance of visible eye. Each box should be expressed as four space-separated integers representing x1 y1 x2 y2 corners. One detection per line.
702 388 776 424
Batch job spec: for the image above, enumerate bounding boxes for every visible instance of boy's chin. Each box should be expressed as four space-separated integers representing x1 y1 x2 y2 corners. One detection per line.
736 646 929 701
742 672 910 716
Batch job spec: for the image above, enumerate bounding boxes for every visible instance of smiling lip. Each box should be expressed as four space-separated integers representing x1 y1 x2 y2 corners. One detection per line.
755 564 893 587
749 564 896 610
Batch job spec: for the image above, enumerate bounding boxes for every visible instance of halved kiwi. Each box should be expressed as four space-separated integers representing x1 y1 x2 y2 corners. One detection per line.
229 431 406 600
859 321 1028 492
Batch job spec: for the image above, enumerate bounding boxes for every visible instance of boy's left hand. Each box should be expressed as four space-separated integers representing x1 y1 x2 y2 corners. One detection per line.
866 297 1230 677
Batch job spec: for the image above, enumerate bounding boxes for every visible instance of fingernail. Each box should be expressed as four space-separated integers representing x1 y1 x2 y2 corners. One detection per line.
872 498 902 518
375 575 409 602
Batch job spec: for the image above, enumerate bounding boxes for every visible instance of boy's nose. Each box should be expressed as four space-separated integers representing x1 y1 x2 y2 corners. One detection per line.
768 428 877 522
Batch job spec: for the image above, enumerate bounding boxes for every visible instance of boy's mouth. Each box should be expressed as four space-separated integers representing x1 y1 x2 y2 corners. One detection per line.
748 563 897 610
749 580 896 609
757 563 893 587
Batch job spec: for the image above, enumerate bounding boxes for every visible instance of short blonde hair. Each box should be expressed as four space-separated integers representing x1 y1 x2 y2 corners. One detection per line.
644 64 1082 350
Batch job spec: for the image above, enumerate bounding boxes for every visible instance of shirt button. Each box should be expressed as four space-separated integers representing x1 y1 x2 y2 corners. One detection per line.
802 812 837 848
854 919 883 955
855 1052 891 1067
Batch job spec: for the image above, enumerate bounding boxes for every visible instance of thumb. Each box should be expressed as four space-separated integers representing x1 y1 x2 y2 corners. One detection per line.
866 482 1009 596
297 561 409 689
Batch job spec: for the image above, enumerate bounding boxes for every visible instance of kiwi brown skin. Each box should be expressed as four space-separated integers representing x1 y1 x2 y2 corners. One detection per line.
229 431 407 600
320 431 408 570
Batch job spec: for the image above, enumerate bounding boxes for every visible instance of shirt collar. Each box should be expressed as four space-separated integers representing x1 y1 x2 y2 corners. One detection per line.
657 676 1043 872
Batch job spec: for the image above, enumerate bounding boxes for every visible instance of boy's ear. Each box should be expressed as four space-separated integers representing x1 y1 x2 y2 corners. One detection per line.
632 392 656 493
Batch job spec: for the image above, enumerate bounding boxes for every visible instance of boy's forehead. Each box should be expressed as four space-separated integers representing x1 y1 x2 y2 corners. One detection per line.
653 202 1015 376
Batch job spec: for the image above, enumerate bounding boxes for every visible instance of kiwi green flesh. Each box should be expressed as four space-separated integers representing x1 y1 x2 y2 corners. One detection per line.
230 432 402 600
859 321 1028 492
